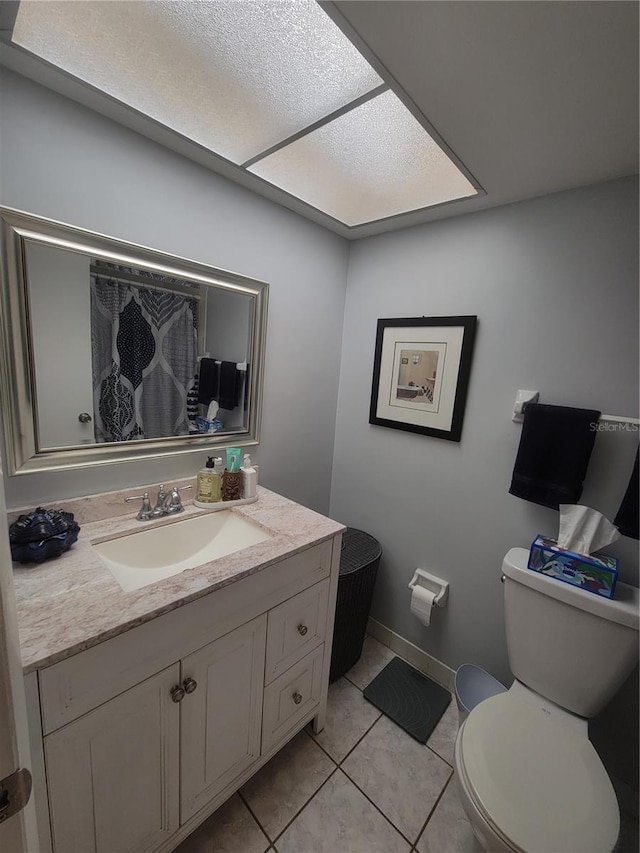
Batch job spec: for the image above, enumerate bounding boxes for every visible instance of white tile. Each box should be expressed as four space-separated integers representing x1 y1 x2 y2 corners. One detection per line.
344 635 395 690
342 714 452 844
240 731 334 840
174 794 269 853
276 769 410 853
311 676 381 762
416 777 483 853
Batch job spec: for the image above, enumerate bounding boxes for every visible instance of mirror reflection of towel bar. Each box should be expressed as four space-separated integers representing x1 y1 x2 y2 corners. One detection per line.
196 356 247 372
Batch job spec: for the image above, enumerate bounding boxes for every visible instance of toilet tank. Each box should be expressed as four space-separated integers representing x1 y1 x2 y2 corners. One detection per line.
502 548 640 718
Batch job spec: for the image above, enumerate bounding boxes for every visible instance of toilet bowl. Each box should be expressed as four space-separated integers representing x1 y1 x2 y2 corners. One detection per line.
454 683 619 853
454 548 640 853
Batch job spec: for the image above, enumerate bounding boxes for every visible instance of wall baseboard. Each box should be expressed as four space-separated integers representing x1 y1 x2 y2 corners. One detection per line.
367 617 456 693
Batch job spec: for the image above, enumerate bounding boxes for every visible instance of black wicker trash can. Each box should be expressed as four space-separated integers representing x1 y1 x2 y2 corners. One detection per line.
329 528 382 683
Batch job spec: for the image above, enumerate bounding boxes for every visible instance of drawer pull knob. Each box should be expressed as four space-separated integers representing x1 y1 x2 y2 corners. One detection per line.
183 677 198 694
297 624 308 636
293 692 303 705
170 685 185 703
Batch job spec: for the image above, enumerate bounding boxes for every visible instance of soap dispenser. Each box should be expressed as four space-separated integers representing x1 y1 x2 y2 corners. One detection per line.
196 456 219 503
241 453 257 499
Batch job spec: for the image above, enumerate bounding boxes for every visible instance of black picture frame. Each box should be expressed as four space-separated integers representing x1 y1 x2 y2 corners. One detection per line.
369 316 477 442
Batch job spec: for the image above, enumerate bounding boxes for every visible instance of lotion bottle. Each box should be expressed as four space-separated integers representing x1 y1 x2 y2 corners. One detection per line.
241 453 257 499
211 457 224 501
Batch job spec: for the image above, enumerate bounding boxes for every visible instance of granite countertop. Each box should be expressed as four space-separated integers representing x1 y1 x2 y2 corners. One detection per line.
11 486 345 674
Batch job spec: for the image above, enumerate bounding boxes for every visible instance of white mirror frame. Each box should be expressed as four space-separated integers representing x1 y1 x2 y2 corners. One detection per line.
0 207 268 475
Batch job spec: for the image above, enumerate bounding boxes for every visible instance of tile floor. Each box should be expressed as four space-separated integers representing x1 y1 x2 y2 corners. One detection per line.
175 636 639 853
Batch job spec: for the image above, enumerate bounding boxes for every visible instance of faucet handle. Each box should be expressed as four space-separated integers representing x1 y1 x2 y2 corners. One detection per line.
164 484 192 515
125 492 153 521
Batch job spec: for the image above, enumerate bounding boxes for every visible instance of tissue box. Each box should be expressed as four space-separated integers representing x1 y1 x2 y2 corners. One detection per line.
528 535 619 599
192 417 224 434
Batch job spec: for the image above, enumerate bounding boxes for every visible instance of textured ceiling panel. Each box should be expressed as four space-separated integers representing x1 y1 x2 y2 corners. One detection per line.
249 90 477 226
12 0 382 164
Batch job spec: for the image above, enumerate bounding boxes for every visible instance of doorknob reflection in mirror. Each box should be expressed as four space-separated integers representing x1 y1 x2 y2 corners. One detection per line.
78 413 92 423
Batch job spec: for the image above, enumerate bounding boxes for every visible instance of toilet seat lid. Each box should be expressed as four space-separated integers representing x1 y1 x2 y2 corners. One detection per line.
459 692 619 853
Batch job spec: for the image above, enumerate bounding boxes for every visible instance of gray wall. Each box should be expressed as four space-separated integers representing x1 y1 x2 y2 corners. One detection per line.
331 177 639 684
0 69 349 513
330 177 639 789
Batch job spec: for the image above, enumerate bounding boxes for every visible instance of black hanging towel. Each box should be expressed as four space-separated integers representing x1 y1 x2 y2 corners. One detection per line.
197 358 219 405
509 403 601 510
218 361 239 409
614 448 639 540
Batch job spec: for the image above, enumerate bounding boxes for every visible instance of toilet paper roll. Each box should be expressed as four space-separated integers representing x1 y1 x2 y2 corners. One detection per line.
410 585 436 627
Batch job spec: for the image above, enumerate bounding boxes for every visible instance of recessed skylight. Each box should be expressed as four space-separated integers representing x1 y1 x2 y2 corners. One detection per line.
249 89 477 226
11 0 478 227
12 0 382 165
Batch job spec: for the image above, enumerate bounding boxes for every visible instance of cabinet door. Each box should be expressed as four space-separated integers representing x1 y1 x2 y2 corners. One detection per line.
180 615 266 822
44 664 180 853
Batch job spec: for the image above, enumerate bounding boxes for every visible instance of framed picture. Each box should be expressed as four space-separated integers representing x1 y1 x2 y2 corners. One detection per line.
369 316 477 442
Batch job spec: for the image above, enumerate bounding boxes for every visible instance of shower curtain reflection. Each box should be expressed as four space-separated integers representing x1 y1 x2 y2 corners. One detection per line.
90 266 198 442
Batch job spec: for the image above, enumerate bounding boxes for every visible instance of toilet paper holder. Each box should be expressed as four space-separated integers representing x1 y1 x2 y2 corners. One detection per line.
408 569 449 607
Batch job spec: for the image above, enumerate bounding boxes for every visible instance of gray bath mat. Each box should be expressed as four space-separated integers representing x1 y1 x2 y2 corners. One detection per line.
363 657 451 743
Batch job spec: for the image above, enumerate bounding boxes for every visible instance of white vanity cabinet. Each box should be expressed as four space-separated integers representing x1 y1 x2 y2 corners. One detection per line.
28 536 341 853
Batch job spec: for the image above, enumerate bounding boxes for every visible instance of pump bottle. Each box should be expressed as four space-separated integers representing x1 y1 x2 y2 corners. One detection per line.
196 456 221 503
241 453 257 499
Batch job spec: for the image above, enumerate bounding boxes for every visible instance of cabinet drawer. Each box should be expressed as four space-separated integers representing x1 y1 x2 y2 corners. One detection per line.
265 579 329 684
261 645 324 754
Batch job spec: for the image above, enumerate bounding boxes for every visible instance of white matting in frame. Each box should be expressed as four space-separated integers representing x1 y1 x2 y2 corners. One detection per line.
369 316 477 442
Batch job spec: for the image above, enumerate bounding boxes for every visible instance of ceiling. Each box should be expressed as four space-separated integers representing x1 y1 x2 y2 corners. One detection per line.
0 1 638 240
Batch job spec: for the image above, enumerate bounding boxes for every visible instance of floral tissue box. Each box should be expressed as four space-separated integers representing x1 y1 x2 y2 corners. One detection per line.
528 535 619 599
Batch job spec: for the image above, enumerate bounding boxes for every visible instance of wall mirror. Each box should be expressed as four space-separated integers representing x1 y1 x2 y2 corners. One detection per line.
0 207 268 475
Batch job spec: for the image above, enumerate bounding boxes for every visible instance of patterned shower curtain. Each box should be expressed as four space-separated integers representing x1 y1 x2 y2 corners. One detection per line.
90 268 198 442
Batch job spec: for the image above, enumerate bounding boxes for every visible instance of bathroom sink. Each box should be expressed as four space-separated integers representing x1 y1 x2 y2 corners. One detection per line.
93 511 272 592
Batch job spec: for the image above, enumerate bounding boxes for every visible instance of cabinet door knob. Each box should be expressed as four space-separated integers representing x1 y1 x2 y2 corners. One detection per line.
170 685 185 703
297 624 308 636
292 692 303 705
183 677 198 694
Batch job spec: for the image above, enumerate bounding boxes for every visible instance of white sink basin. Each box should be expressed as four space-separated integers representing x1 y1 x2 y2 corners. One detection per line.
93 511 272 592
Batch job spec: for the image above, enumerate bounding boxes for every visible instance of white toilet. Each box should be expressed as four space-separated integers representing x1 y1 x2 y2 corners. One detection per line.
454 547 639 853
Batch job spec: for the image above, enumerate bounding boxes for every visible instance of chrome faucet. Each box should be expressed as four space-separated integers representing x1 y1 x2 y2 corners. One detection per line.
125 484 192 521
151 484 168 518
